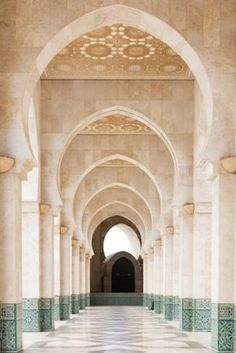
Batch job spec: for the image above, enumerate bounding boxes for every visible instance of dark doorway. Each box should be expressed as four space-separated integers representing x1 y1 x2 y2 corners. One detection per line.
112 257 135 292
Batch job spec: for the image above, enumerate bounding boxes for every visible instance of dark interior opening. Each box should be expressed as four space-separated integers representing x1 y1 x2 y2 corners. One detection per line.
112 257 135 292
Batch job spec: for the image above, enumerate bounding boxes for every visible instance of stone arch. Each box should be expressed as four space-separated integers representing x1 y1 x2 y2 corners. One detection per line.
23 4 213 170
87 201 147 245
78 182 155 231
103 251 142 292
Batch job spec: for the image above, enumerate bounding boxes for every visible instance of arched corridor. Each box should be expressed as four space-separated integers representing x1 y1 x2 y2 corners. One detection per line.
0 1 236 353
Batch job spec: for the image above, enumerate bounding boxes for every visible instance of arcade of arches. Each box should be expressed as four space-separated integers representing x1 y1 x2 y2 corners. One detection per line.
0 1 235 352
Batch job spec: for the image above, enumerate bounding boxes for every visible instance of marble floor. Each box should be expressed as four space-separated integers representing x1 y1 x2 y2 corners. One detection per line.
23 306 212 353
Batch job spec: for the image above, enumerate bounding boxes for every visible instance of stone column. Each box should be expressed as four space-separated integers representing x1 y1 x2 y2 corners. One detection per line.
172 223 180 321
193 202 212 332
71 239 80 314
39 203 55 331
211 163 235 353
179 205 194 331
147 248 154 310
79 247 86 309
153 240 163 314
163 229 174 320
85 253 91 307
59 226 71 320
22 201 41 332
0 168 23 352
54 217 61 320
143 253 148 307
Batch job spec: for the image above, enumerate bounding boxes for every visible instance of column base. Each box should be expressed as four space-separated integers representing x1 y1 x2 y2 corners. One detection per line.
71 295 80 314
154 295 163 314
85 293 90 307
23 298 54 332
164 296 174 320
0 303 22 352
193 298 211 332
143 293 147 307
173 296 180 320
54 296 70 321
147 294 154 310
80 294 86 310
180 298 193 331
211 303 235 353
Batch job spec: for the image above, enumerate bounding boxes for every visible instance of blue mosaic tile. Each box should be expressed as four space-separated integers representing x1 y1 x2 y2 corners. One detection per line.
193 298 211 332
154 295 163 314
164 296 174 320
211 303 235 352
180 298 193 331
0 303 22 352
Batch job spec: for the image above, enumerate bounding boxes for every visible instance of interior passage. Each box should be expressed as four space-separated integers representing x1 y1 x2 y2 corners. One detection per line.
23 307 211 353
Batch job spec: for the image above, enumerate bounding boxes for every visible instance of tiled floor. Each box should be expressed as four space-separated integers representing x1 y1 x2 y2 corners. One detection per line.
23 306 211 353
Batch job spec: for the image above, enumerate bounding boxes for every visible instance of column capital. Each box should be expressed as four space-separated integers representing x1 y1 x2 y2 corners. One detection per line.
153 239 162 247
220 156 236 174
183 203 195 215
40 203 51 215
0 155 15 173
166 226 174 235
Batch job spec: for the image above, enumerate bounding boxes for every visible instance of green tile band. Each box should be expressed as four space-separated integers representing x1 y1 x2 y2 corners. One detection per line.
164 296 174 320
147 294 154 310
71 294 80 314
90 293 143 306
180 298 193 331
80 294 86 309
154 295 163 314
0 303 23 352
193 298 211 332
85 293 90 307
173 296 180 320
211 303 235 352
143 293 148 307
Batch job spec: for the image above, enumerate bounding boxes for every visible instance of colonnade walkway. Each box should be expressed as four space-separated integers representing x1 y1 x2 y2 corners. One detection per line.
23 306 211 353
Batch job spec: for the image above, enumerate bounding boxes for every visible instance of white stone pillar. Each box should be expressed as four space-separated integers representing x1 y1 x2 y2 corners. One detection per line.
0 170 23 352
71 239 80 314
39 203 55 330
85 253 91 307
172 225 180 321
153 239 162 313
22 201 41 331
79 247 86 309
193 202 212 331
179 207 194 331
143 254 148 307
163 230 174 320
211 169 235 353
59 228 72 320
54 216 61 320
147 248 154 310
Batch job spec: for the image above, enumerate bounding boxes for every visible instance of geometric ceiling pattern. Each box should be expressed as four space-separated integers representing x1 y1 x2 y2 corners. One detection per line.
79 115 155 135
42 24 192 80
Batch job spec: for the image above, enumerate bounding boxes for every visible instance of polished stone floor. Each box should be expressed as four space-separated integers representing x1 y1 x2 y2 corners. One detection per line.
23 306 211 353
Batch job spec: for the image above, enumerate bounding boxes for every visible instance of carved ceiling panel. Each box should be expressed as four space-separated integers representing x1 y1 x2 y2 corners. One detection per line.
42 25 192 80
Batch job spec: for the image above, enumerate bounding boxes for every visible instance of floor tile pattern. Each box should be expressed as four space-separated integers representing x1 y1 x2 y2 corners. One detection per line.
23 306 211 353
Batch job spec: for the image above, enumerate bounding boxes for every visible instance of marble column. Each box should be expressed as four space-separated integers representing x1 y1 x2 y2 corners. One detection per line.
39 203 55 331
54 217 61 320
193 202 212 332
211 169 235 352
172 222 180 321
85 253 91 307
79 247 86 309
147 248 154 310
153 240 163 314
0 170 23 352
71 240 80 314
22 201 41 332
58 229 72 320
163 231 174 320
179 207 194 331
143 254 148 307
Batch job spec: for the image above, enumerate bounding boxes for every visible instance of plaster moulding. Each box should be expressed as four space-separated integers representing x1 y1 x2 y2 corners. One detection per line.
166 226 174 235
0 156 15 173
220 156 236 174
60 225 68 235
72 239 78 246
183 203 195 215
39 203 51 214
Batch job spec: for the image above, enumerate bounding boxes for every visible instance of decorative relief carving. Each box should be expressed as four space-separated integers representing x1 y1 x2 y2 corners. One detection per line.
42 25 191 79
79 114 154 135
